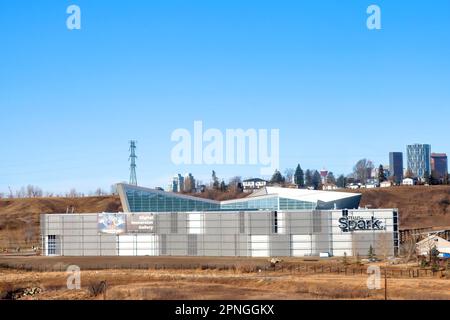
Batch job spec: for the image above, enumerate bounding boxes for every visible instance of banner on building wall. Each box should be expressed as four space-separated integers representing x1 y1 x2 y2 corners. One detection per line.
127 214 155 233
98 213 126 234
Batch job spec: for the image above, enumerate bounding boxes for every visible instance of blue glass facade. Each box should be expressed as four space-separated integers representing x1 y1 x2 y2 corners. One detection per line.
118 184 359 213
125 189 220 212
407 144 431 179
220 196 279 211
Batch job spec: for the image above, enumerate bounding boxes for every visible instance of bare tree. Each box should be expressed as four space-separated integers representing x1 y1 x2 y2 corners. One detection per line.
401 234 420 263
284 168 294 184
353 159 374 184
404 168 414 179
228 176 243 192
95 188 106 196
15 186 26 198
110 185 118 195
184 174 196 193
26 185 43 198
67 188 78 198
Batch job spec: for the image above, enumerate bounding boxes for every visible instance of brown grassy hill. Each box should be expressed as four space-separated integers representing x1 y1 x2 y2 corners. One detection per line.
344 185 450 229
0 196 122 249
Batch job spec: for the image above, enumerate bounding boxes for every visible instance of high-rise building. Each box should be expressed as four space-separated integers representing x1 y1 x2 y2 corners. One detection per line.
389 152 403 184
431 153 448 182
167 174 185 193
184 173 196 193
407 144 431 180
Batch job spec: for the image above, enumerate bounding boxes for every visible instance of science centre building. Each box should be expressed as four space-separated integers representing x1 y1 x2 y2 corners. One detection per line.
41 183 399 257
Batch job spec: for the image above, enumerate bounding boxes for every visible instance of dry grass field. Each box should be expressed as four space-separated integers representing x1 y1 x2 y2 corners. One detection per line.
1 267 449 300
0 256 449 300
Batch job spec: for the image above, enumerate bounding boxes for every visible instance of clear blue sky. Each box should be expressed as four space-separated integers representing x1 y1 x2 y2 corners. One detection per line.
1 0 449 194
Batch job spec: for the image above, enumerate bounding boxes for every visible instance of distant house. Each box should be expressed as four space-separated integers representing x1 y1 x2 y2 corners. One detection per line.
380 181 393 188
347 184 360 190
416 235 450 256
402 178 415 186
322 184 338 191
365 180 378 189
243 178 268 192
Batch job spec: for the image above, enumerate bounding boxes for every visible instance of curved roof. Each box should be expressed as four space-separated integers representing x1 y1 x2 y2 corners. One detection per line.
246 186 360 202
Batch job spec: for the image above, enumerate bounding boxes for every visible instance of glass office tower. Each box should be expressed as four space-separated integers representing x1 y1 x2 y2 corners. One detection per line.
389 152 404 184
407 144 431 180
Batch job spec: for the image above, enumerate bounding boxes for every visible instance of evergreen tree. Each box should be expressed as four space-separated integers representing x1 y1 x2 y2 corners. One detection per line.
368 245 375 260
327 172 336 185
336 174 347 188
294 164 305 188
220 180 227 192
312 170 321 190
211 170 220 190
305 169 312 187
378 165 386 182
270 170 285 184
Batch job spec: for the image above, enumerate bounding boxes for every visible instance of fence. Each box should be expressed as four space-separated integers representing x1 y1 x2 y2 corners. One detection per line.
400 228 450 244
0 261 447 279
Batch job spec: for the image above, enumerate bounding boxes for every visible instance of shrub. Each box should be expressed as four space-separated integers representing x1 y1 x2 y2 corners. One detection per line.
87 281 107 298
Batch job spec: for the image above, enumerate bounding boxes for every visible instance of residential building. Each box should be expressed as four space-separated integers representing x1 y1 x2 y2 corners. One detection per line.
242 178 268 192
322 183 338 191
380 181 393 188
167 174 185 193
416 235 450 256
407 144 431 181
402 178 415 186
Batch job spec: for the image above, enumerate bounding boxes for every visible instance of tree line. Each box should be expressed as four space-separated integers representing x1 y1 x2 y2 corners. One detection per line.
0 185 118 199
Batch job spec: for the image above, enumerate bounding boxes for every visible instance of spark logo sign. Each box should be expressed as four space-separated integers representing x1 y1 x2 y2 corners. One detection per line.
338 210 385 232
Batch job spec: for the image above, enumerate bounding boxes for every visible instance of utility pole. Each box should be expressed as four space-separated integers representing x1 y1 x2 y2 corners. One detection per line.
129 140 138 186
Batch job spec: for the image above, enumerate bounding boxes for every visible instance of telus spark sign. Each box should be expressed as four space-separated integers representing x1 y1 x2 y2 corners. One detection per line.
339 210 385 232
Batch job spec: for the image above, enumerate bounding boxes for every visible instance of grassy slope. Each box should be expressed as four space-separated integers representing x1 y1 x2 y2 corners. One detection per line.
0 196 122 248
345 185 450 229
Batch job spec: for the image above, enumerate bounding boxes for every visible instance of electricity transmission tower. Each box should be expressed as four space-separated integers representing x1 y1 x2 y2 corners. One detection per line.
129 140 138 186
